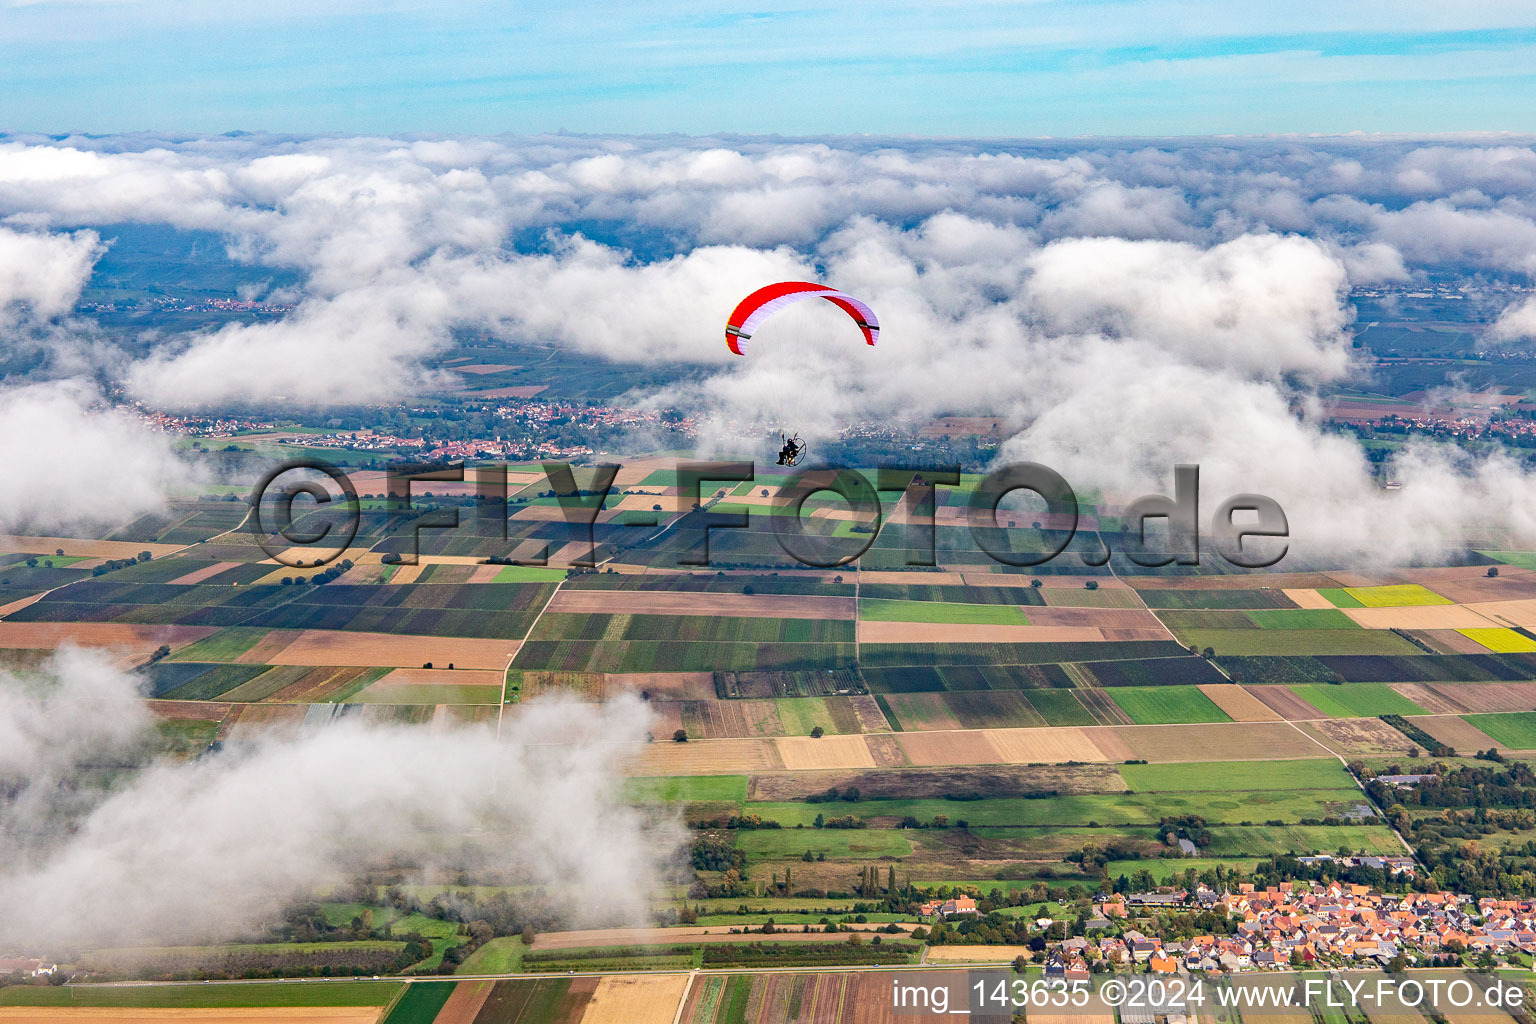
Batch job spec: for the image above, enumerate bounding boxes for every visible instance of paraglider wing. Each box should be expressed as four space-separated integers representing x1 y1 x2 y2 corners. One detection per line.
725 281 879 355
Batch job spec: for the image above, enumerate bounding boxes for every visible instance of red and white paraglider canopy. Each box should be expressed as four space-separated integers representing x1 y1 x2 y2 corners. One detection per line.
724 281 880 355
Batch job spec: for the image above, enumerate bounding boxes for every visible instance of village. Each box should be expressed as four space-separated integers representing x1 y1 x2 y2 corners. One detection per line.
920 876 1536 977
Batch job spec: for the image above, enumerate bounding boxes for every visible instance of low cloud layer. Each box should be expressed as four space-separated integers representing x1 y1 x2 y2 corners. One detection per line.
0 650 676 952
2 134 1536 556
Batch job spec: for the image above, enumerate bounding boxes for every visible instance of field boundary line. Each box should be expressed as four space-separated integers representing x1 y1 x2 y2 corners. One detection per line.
671 969 698 1024
496 575 566 746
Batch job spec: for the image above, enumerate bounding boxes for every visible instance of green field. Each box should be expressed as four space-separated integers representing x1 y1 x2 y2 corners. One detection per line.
748 787 1369 827
1021 688 1096 726
1481 551 1536 571
1465 712 1536 749
1318 588 1365 608
736 829 916 859
165 626 269 662
1173 628 1419 656
1290 682 1427 718
1120 758 1352 792
0 982 401 1008
1246 608 1360 629
382 982 456 1024
623 775 749 803
1106 857 1262 881
858 598 1030 624
775 697 842 735
456 937 525 974
1199 824 1403 857
492 565 568 582
1107 686 1232 725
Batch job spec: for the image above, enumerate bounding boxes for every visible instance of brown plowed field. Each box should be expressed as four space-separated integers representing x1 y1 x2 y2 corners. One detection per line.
775 734 878 770
626 737 781 775
1200 684 1282 721
606 672 717 701
1344 606 1495 630
166 561 241 585
1412 629 1490 654
147 699 233 722
1038 588 1145 608
0 621 214 653
1302 718 1414 755
436 979 495 1024
858 622 1105 643
1414 715 1506 753
0 534 184 559
1249 685 1328 720
1435 683 1536 712
879 692 963 731
899 726 1113 765
848 694 891 731
1391 683 1470 714
547 590 855 619
864 733 910 767
1110 722 1325 761
1024 607 1162 629
1463 599 1536 629
236 630 301 664
224 703 306 742
858 570 969 585
1397 566 1536 603
267 630 515 669
577 976 688 1024
1101 627 1169 641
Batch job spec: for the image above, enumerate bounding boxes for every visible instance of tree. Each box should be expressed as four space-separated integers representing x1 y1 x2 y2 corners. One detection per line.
1488 566 1500 577
813 812 825 828
1201 647 1215 659
673 729 689 742
55 548 63 557
520 924 536 945
1085 580 1099 590
25 557 37 567
803 849 814 861
810 726 825 738
1030 578 1042 588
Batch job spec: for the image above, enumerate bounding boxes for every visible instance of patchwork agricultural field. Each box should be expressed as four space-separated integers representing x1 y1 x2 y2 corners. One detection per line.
14 493 1536 990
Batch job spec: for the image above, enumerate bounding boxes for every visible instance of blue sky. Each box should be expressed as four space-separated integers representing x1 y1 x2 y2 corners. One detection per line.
2 0 1535 135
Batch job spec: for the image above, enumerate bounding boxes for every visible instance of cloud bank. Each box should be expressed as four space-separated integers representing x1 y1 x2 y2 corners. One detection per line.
0 649 676 952
1 133 1535 556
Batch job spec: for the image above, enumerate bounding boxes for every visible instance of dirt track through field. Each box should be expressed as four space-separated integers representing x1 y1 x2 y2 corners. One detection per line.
1247 685 1327 720
1463 599 1536 629
1022 607 1163 629
547 590 855 619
